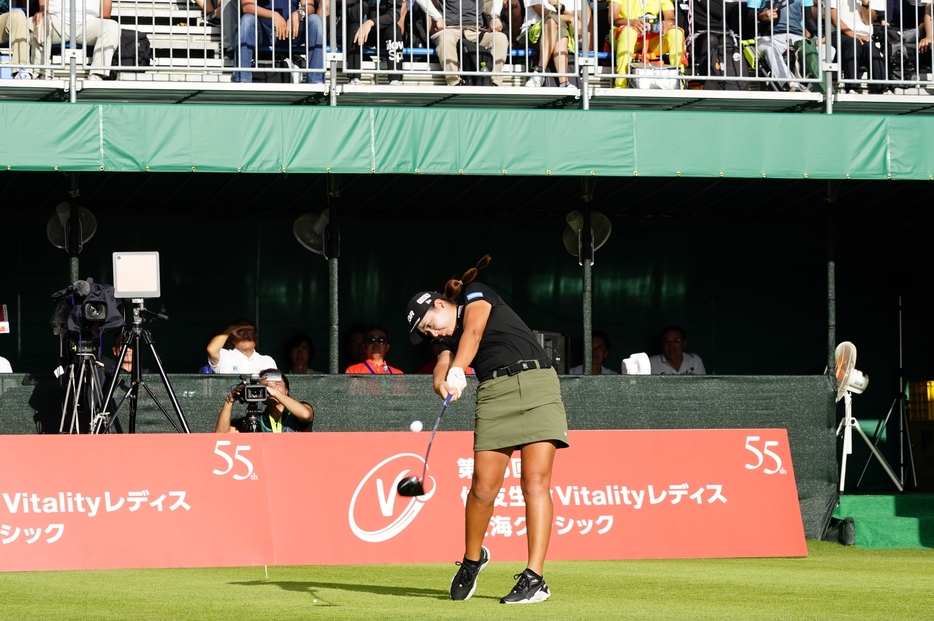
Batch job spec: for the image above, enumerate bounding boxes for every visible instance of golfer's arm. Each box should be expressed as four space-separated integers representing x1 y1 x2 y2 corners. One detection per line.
451 301 490 371
433 350 453 394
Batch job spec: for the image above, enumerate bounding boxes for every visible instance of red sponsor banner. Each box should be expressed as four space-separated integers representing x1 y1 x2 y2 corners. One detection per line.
0 430 805 572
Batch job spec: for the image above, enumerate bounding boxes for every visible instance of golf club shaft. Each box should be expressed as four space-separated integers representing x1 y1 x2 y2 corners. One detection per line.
420 394 453 480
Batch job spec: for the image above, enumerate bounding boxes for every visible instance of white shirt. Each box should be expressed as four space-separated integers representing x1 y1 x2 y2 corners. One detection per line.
210 348 277 375
649 352 706 375
0 356 11 373
522 0 584 34
47 0 102 22
834 0 885 37
569 364 619 375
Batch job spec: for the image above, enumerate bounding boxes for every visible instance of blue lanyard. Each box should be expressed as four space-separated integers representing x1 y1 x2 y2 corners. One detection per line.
364 361 393 374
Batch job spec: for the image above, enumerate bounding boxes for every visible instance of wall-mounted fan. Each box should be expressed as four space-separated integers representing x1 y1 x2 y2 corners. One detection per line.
834 341 901 493
293 210 331 256
47 202 97 255
562 210 612 263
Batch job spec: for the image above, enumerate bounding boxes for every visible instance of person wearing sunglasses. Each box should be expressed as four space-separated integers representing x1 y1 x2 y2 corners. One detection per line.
207 318 278 374
648 325 706 375
344 325 404 374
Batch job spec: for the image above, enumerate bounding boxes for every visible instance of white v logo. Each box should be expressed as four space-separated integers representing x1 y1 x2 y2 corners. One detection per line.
376 472 411 517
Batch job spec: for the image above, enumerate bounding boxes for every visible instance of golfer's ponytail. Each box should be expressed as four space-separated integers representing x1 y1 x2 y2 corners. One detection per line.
444 255 491 300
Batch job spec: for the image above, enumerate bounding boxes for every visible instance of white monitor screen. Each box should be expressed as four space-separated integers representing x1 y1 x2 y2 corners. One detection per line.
113 252 161 299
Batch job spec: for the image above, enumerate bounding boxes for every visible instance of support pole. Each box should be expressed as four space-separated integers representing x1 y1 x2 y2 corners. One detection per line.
826 181 836 369
326 174 341 374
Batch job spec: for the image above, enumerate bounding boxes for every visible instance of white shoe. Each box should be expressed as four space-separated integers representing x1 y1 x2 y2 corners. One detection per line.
525 72 544 87
347 77 361 85
389 79 403 86
14 71 32 80
86 74 103 81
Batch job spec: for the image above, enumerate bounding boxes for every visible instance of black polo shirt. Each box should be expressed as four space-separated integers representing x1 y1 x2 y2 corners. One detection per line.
438 282 547 380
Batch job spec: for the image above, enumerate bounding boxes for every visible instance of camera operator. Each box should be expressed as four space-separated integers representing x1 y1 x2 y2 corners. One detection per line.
207 318 278 374
215 369 314 433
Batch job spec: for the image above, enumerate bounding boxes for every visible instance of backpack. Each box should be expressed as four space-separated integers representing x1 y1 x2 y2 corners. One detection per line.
458 38 494 86
690 31 750 90
111 29 153 68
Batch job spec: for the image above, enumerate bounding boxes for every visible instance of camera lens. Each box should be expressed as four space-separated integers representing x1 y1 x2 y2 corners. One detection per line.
82 300 107 322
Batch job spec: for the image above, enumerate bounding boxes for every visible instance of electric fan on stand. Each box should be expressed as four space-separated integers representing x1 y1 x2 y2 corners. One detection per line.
834 341 902 493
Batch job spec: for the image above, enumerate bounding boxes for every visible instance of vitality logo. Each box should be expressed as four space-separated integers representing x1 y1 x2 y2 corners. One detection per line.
348 453 435 543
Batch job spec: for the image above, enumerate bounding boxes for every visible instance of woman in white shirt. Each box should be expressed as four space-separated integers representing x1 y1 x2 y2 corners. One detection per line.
521 0 591 87
831 0 890 92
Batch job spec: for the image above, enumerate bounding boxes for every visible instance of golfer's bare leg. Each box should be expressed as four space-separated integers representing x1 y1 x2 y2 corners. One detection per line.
520 440 557 575
465 447 511 560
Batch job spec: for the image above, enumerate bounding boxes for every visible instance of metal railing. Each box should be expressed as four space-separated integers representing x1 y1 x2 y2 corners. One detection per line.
2 0 933 99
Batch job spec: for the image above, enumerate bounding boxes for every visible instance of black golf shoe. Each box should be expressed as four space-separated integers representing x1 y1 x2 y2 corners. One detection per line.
449 546 490 601
499 568 551 604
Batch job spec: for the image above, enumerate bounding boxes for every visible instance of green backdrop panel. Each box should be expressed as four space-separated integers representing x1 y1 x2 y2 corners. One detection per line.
3 103 934 179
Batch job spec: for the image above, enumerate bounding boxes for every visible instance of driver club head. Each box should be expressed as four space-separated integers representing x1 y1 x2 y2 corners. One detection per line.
397 476 425 497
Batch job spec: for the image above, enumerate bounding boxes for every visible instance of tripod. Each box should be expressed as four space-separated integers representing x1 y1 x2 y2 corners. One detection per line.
856 295 917 490
59 338 120 434
95 299 190 434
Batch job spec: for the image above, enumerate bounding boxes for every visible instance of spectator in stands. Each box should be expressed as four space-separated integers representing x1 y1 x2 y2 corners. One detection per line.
333 0 411 84
888 0 933 75
569 329 618 375
520 0 589 87
233 0 324 83
1 0 32 79
752 0 820 91
284 332 323 373
832 0 890 92
0 355 11 372
431 0 509 86
207 318 278 374
33 0 119 79
608 0 684 88
345 324 404 374
649 325 706 375
216 368 314 432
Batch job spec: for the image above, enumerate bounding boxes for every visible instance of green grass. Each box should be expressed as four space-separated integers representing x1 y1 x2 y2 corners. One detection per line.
1 542 931 620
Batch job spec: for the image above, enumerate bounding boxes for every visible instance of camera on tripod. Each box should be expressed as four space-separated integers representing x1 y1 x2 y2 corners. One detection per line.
51 277 123 346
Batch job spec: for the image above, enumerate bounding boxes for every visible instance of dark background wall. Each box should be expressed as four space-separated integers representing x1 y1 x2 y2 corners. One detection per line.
0 174 931 492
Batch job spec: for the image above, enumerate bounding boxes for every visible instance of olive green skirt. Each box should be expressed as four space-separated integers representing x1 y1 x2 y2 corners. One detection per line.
473 366 570 452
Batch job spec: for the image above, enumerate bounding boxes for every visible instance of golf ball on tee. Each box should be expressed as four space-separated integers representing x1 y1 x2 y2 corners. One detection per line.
410 420 423 433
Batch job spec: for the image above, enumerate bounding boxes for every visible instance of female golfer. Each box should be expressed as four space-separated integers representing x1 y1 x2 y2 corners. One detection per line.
405 256 569 605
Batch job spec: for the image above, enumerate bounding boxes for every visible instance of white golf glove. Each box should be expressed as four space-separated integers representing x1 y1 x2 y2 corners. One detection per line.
446 367 467 399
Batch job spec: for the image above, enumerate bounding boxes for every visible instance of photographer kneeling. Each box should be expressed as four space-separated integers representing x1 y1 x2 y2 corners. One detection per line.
216 369 314 433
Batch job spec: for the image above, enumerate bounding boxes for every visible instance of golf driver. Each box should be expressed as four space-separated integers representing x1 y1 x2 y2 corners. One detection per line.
397 394 453 497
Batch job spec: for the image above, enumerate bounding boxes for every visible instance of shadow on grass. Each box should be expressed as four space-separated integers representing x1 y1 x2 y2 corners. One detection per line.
230 580 501 603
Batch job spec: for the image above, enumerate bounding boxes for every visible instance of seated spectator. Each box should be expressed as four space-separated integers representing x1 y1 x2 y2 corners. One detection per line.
343 324 367 371
888 0 932 74
194 0 221 26
284 332 323 374
233 0 324 83
345 324 404 374
207 319 278 374
216 368 314 432
33 0 119 80
649 325 706 375
569 329 619 375
608 0 684 88
687 0 777 90
1 1 32 79
0 355 11 372
521 0 589 88
431 0 509 86
752 0 821 92
333 0 413 84
832 0 890 92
